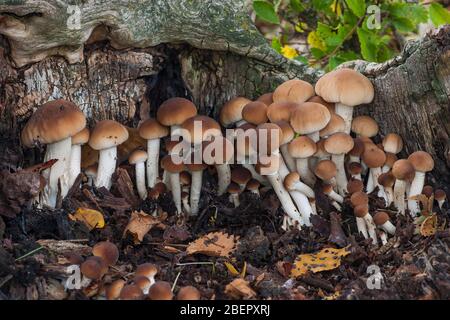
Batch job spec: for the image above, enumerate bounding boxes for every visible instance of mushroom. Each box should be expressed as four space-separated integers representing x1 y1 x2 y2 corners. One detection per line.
156 98 197 138
319 113 345 139
106 279 126 300
373 211 396 235
177 286 201 300
134 275 152 295
88 120 129 190
422 185 434 198
324 133 354 195
314 159 337 187
148 281 173 300
323 184 343 204
435 189 446 210
347 179 364 195
80 256 108 288
382 133 403 158
283 172 315 198
242 101 268 125
288 136 317 186
181 192 191 214
21 99 86 207
161 155 185 214
227 182 241 207
275 120 296 172
378 172 395 206
283 173 315 226
315 68 374 134
84 164 97 186
392 159 415 215
185 161 208 216
351 116 379 139
362 144 387 194
354 204 377 245
348 162 363 180
92 241 119 266
348 138 365 164
382 152 398 174
231 167 252 191
246 179 261 196
203 136 234 195
308 95 335 114
120 284 144 300
273 79 315 104
138 118 169 188
257 92 274 106
129 150 148 200
290 102 331 142
267 101 299 123
407 151 434 216
69 128 90 189
135 263 158 286
219 97 252 128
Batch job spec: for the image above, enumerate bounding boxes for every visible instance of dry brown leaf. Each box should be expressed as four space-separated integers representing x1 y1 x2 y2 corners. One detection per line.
420 214 437 237
36 239 92 256
186 232 238 257
224 278 256 299
69 208 105 230
123 210 161 243
291 246 351 278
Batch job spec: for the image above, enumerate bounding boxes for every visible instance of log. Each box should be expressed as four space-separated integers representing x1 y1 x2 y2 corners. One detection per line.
0 1 448 185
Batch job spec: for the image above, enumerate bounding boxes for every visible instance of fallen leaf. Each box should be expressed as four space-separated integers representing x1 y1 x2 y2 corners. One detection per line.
224 278 256 299
291 246 351 278
69 208 105 230
224 261 240 276
318 289 341 300
123 210 160 243
420 214 437 237
186 232 238 257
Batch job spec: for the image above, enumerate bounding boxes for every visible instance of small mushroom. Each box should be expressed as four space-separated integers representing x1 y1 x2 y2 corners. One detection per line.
392 159 415 215
246 178 261 197
129 150 148 200
69 128 90 189
373 211 396 235
407 151 434 217
435 189 446 210
177 286 201 300
148 281 173 300
354 204 377 245
161 155 185 214
288 136 317 187
219 97 252 128
227 182 241 207
351 116 379 139
134 275 152 295
314 159 337 187
273 79 315 104
157 98 197 138
92 241 119 266
348 162 363 180
135 263 158 286
120 284 144 300
290 101 331 142
105 279 126 300
362 144 386 194
378 172 395 206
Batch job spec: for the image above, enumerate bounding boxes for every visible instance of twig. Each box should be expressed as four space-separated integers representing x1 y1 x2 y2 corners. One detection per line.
171 269 183 292
176 262 214 266
15 246 44 261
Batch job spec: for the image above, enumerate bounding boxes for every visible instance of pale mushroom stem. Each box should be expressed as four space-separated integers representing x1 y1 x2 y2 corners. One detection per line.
408 171 425 216
307 131 320 143
331 154 348 195
293 181 315 198
162 170 171 191
216 163 231 196
364 214 378 245
290 191 313 226
170 125 181 138
335 103 353 134
146 139 160 188
68 144 82 188
328 190 344 203
169 172 182 214
135 162 147 200
229 194 240 207
393 179 407 215
190 170 203 215
384 186 394 207
95 146 117 190
356 217 369 239
42 137 72 207
349 155 360 163
366 172 374 193
371 167 383 191
280 144 296 172
379 231 388 245
381 221 396 235
242 163 269 186
296 158 316 187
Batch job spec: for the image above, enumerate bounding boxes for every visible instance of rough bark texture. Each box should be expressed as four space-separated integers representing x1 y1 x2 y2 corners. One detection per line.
0 1 449 184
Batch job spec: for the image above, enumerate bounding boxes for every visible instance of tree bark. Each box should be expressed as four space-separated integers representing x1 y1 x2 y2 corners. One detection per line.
0 1 449 185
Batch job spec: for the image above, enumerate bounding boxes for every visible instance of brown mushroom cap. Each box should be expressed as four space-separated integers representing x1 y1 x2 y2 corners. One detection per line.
351 191 369 207
227 182 241 194
177 286 201 300
242 101 268 125
231 167 252 185
362 144 386 168
148 281 174 300
319 113 345 137
314 139 330 158
274 120 295 145
378 172 395 188
288 136 317 158
92 241 119 266
351 116 379 138
284 172 300 190
120 284 144 300
72 128 90 145
354 204 369 218
307 95 335 113
246 178 261 191
202 136 234 165
80 256 108 280
314 159 337 180
134 275 151 292
290 102 331 135
422 185 434 198
348 162 363 175
324 132 354 155
219 97 251 127
315 68 374 106
373 211 390 226
138 118 169 140
88 120 129 150
157 98 197 127
161 155 185 173
347 179 364 194
106 279 126 300
266 101 299 123
273 79 315 104
435 189 446 201
129 149 148 165
382 133 403 154
408 151 434 173
21 99 86 147
349 138 365 157
392 159 415 180
181 115 222 145
257 93 274 106
256 123 283 155
384 152 398 169
135 263 158 279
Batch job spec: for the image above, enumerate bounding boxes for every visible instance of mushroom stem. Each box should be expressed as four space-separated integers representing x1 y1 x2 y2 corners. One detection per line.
307 131 320 143
356 217 369 239
379 231 388 245
366 172 374 193
170 125 182 138
296 158 316 186
169 172 182 214
328 189 344 203
280 144 296 172
364 214 378 245
216 164 231 196
68 144 82 188
135 162 147 200
335 103 353 134
384 186 394 207
229 194 240 207
370 167 383 192
95 146 117 190
182 196 191 214
42 137 72 207
290 191 313 226
242 163 269 186
146 139 160 188
162 170 171 191
190 170 203 215
380 221 396 235
331 154 347 195
349 155 360 164
408 171 425 217
393 179 407 215
291 181 315 198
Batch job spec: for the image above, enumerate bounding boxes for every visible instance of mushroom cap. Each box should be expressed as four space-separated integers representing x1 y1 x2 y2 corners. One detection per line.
106 279 126 300
257 93 274 106
134 275 152 292
246 178 261 191
84 164 98 177
92 241 119 266
231 167 252 185
255 154 281 176
384 152 398 169
288 136 317 158
129 150 148 165
378 172 395 188
177 286 201 300
408 151 434 172
242 101 268 125
135 263 158 279
373 211 390 226
80 256 108 280
314 159 337 180
256 123 283 155
435 189 446 201
138 118 169 140
234 123 258 157
181 115 222 145
274 120 295 145
120 284 144 300
284 172 300 190
422 185 434 198
161 155 185 173
21 99 86 147
202 136 234 165
322 184 334 194
72 128 90 145
319 113 345 138
290 102 331 135
227 182 241 194
165 139 190 155
273 79 315 104
154 182 167 194
353 204 369 218
314 139 330 158
157 98 197 127
180 171 192 185
307 95 335 113
266 101 299 123
324 133 354 155
349 138 365 157
382 133 403 154
347 179 364 194
219 97 251 127
148 281 174 300
392 159 415 180
315 68 374 106
362 144 386 168
348 162 363 175
88 120 129 150
351 116 379 138
350 191 369 207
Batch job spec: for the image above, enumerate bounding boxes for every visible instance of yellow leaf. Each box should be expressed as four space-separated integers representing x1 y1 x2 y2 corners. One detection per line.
224 261 240 276
240 261 247 278
319 289 341 300
307 31 326 51
123 210 161 243
70 208 105 230
420 214 437 237
281 45 299 59
295 22 308 33
186 232 238 257
291 246 351 278
224 278 256 299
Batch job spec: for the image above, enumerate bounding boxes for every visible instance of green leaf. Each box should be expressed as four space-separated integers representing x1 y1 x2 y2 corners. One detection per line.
392 17 416 33
295 55 309 64
429 3 450 27
290 0 305 13
271 37 282 53
345 0 366 18
312 0 333 11
410 5 428 24
253 1 280 24
310 48 326 59
357 27 377 62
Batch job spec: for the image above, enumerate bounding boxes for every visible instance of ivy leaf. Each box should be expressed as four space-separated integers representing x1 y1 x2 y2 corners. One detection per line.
357 27 378 62
253 1 280 24
429 3 450 27
345 0 366 18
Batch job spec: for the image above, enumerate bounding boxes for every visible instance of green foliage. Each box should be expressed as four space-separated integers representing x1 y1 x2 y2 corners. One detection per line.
252 0 449 70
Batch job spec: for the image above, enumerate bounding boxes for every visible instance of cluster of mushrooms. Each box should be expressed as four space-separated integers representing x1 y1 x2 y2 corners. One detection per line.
71 241 200 300
21 68 447 247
